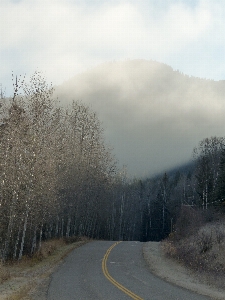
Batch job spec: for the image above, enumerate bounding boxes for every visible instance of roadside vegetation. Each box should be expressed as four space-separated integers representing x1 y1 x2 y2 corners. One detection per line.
163 208 225 288
0 237 89 300
159 136 225 289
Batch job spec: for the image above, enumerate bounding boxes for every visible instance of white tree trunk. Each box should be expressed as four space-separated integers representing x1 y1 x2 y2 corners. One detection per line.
38 223 43 252
18 210 28 260
13 226 21 260
66 217 71 237
31 227 37 255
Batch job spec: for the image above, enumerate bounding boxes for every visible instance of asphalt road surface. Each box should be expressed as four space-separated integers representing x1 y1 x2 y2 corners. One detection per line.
47 241 211 300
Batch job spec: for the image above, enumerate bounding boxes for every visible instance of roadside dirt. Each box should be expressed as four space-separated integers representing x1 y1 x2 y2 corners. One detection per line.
0 240 88 300
143 241 225 300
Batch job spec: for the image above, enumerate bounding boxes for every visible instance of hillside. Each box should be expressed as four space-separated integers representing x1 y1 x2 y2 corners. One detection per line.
55 59 225 177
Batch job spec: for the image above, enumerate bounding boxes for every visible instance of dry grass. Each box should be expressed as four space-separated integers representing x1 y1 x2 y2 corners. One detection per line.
0 236 89 300
0 264 10 284
32 238 65 261
163 213 225 289
5 283 34 300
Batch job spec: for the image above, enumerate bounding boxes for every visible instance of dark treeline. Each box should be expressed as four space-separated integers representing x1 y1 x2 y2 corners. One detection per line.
1 73 225 261
121 136 225 242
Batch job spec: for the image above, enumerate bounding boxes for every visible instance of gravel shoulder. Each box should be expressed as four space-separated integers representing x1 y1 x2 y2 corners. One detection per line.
143 242 225 300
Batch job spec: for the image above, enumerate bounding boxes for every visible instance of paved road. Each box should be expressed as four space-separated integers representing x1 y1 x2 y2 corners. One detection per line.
47 241 211 300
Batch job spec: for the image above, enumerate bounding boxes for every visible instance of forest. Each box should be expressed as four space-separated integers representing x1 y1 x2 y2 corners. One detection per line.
0 72 225 261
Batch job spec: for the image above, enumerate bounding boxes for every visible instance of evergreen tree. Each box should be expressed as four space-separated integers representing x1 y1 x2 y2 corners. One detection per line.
216 148 225 211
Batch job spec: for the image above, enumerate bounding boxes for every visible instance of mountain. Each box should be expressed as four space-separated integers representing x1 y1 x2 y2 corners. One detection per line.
55 59 225 177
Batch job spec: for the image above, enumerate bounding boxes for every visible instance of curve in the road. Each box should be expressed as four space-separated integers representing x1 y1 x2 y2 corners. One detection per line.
102 241 143 300
47 241 211 299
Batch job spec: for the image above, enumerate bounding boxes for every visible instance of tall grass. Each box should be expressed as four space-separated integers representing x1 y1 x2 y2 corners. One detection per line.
0 263 10 284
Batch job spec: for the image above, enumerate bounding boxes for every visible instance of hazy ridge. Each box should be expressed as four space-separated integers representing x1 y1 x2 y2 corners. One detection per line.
55 59 225 177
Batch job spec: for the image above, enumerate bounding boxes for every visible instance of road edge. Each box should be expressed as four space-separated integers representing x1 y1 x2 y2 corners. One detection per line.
143 241 225 300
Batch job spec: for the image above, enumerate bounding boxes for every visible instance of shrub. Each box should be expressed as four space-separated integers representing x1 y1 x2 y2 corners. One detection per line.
34 239 65 260
166 219 225 273
196 228 213 254
63 235 89 244
174 206 204 240
161 239 177 257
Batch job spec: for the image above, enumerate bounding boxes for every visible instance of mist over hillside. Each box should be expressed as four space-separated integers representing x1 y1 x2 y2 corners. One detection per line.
55 59 225 177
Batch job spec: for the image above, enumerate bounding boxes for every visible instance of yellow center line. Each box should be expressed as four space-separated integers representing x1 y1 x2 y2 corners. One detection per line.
102 241 144 300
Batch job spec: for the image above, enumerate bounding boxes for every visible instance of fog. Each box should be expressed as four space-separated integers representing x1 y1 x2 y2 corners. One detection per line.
2 0 225 98
55 59 225 177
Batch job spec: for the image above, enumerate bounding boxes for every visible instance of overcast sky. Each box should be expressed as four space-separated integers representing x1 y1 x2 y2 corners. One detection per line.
1 0 225 96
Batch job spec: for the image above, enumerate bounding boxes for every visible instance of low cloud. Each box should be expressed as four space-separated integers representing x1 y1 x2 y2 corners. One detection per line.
55 60 225 177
